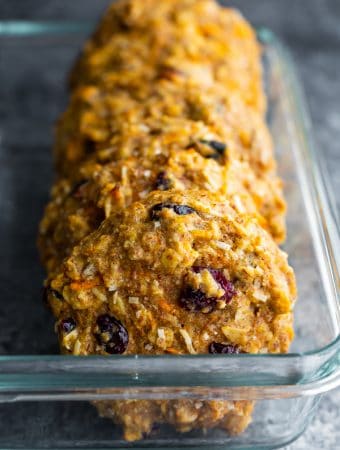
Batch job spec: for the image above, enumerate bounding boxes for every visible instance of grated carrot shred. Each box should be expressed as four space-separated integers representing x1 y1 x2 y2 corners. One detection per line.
70 278 99 291
158 298 173 313
166 347 181 355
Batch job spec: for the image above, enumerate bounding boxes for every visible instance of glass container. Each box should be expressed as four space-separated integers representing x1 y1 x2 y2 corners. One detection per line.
0 22 339 450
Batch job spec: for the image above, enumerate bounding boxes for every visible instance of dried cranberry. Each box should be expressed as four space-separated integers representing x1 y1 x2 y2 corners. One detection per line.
209 342 241 354
150 203 196 220
193 267 236 303
95 314 129 354
154 172 172 191
209 270 236 302
70 180 89 199
200 140 227 155
60 318 76 334
179 287 217 313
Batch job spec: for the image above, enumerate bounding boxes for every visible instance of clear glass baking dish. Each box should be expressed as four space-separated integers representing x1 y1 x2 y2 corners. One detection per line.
0 21 339 450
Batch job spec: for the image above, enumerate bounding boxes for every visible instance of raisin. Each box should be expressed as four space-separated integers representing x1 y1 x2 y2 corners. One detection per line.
60 318 76 334
200 140 227 155
95 314 129 354
150 203 196 220
154 172 172 191
209 342 241 354
193 267 236 303
179 287 217 313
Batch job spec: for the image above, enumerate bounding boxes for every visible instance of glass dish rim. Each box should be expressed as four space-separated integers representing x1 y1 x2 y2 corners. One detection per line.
0 22 339 396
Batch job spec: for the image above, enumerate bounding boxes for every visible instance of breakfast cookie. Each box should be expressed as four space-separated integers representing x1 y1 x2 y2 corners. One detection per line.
48 190 295 355
45 190 296 440
95 398 254 442
38 150 272 274
69 0 265 113
38 0 297 442
53 81 286 241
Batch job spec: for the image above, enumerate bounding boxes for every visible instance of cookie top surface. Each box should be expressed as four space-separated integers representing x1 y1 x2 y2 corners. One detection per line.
39 150 265 272
69 0 264 112
48 190 296 356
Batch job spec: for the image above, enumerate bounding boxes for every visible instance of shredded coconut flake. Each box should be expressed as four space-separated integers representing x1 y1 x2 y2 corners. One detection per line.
235 309 245 322
202 332 210 341
202 132 216 141
144 170 151 178
92 288 107 303
154 144 162 155
216 299 226 310
215 241 231 251
128 296 140 304
82 264 96 278
139 190 149 199
253 290 269 302
145 344 153 351
154 221 161 229
121 166 127 177
73 340 81 355
135 310 142 319
157 328 165 340
234 195 246 213
108 284 117 292
180 329 197 354
139 124 150 133
112 291 119 304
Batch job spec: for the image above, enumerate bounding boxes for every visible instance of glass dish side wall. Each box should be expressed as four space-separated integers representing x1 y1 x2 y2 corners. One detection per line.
0 24 339 450
0 25 338 376
0 398 321 449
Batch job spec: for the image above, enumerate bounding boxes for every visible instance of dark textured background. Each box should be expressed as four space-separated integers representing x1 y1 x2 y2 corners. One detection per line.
0 1 339 449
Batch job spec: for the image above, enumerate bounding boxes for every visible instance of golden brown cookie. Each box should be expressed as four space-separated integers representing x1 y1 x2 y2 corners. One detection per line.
38 150 271 274
53 81 286 242
48 190 295 357
69 0 265 113
95 398 254 442
38 0 296 442
45 190 295 440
